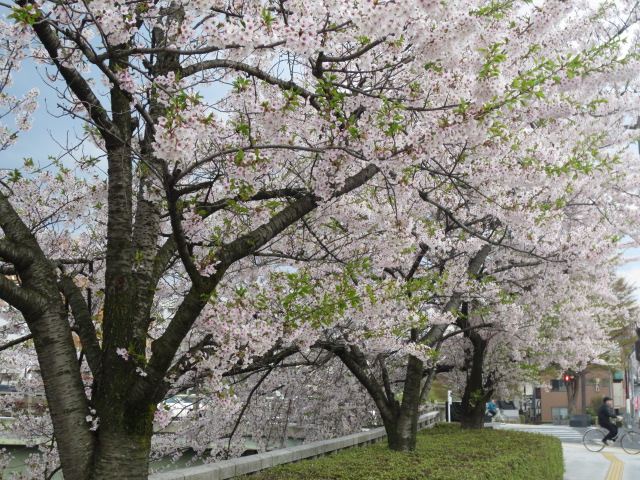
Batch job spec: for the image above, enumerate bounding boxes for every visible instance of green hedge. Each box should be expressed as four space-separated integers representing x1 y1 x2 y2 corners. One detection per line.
244 423 564 480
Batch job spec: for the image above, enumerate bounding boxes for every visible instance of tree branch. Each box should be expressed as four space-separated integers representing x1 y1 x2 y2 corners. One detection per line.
0 239 35 267
489 260 543 275
180 59 320 110
57 277 103 381
166 334 216 382
216 163 380 270
439 322 496 342
145 164 381 397
318 340 396 421
0 332 34 352
420 244 492 346
316 37 388 63
190 188 307 217
22 2 116 140
418 192 563 262
225 365 275 458
377 355 395 405
166 188 205 289
0 274 43 315
406 242 429 281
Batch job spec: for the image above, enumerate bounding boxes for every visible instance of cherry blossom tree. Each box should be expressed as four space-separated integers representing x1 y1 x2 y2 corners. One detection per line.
1 0 640 478
230 0 640 446
448 265 630 428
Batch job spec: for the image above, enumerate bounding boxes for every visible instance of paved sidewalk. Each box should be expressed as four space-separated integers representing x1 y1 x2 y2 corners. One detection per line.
563 443 640 480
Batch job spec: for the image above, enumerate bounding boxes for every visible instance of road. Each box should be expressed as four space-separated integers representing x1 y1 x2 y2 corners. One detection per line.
493 424 640 480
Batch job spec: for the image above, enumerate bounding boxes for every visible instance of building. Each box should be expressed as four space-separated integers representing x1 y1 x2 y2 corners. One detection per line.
538 367 616 423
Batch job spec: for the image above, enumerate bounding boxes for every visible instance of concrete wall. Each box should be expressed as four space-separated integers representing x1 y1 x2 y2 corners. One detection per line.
150 411 440 480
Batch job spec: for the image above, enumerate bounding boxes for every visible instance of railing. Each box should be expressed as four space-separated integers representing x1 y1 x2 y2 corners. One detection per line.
150 410 440 480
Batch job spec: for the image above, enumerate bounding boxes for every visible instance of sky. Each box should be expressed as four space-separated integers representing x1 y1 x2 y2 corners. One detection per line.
618 247 640 295
2 65 98 170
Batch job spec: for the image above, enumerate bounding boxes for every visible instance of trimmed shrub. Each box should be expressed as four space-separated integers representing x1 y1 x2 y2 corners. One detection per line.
244 423 563 480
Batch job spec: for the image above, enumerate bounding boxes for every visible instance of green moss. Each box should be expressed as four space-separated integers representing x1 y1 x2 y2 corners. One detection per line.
244 423 564 480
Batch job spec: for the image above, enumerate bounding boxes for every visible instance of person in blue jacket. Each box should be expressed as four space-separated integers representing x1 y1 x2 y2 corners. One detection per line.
598 397 622 445
486 399 498 418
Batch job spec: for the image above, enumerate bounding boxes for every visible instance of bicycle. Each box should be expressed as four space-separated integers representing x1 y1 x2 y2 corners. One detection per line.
582 419 640 454
486 408 507 426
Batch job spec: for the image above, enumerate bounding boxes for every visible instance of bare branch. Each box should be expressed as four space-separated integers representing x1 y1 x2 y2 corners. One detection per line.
23 2 116 140
225 366 274 458
180 59 321 110
418 192 563 262
0 332 34 352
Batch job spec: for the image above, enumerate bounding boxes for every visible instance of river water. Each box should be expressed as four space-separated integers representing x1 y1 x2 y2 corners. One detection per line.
4 446 203 478
4 436 301 477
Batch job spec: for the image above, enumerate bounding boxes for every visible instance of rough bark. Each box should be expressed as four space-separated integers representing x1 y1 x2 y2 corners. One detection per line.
458 335 492 429
0 194 96 480
455 300 494 430
384 355 424 451
90 407 155 479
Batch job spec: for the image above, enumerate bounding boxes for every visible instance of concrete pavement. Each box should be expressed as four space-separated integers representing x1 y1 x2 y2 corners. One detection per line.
563 442 640 480
491 423 640 479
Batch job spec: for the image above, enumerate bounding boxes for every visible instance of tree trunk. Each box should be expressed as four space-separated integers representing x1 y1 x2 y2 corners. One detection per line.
566 375 579 415
31 309 96 480
460 400 488 429
384 405 421 451
329 345 427 452
89 411 154 479
384 416 417 451
459 340 492 430
458 303 492 430
384 355 424 451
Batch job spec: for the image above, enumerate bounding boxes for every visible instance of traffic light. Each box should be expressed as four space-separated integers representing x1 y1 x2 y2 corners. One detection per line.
563 374 573 382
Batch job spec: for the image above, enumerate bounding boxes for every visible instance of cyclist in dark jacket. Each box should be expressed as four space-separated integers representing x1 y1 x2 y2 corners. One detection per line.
598 397 622 445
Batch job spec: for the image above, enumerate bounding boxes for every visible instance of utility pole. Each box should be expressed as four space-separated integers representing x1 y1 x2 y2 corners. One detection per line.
580 369 587 415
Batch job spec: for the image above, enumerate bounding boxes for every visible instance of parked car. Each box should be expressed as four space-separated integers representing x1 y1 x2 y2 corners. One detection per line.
160 395 198 420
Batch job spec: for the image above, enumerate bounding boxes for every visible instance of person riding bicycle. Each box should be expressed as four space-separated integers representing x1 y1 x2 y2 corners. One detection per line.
487 399 498 418
598 397 622 445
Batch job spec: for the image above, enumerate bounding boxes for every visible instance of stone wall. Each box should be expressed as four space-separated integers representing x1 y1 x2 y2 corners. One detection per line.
150 411 440 480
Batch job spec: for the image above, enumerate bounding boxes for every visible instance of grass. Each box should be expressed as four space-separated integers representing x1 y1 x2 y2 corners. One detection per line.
243 423 564 480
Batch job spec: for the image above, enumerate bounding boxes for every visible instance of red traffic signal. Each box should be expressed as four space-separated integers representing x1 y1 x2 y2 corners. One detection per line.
564 375 572 382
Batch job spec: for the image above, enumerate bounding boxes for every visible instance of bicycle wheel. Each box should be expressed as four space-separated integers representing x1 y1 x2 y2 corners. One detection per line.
621 431 640 455
583 429 605 452
494 413 507 426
